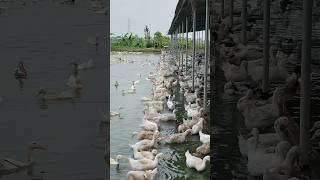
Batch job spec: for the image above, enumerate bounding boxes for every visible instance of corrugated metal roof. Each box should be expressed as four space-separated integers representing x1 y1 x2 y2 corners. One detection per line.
168 0 206 34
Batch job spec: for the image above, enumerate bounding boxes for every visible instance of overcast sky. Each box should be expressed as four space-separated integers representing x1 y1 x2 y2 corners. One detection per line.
110 0 178 37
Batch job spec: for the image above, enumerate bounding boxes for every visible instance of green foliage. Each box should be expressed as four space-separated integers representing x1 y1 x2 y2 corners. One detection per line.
111 31 171 50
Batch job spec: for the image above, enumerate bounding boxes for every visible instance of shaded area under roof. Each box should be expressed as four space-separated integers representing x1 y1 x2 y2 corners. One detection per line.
168 0 206 35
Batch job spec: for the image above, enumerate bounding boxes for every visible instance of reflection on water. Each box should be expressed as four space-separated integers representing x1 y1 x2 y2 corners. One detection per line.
0 0 107 179
110 52 210 180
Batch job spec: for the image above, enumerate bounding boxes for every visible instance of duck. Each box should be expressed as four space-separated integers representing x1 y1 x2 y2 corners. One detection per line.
114 81 119 88
131 146 158 160
153 109 177 122
195 143 210 156
122 89 136 96
78 58 94 70
127 168 158 180
0 142 46 175
132 131 155 140
187 106 203 119
67 62 83 90
36 88 76 101
130 131 159 151
129 153 164 171
192 118 204 134
178 118 199 133
159 129 192 144
199 131 210 144
66 74 83 90
263 146 300 180
140 119 158 132
231 43 263 61
238 116 291 156
184 89 199 104
222 60 248 82
237 88 281 131
141 97 152 102
110 155 122 165
166 96 175 110
185 150 210 172
247 141 292 176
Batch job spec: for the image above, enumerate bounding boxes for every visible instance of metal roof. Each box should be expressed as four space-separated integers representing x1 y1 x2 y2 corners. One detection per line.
168 0 206 34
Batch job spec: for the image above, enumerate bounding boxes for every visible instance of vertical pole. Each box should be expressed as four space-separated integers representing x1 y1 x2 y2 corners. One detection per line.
241 0 247 44
221 0 224 18
178 26 181 69
176 30 178 60
262 0 270 92
192 8 196 91
229 0 233 27
300 0 313 166
182 21 184 73
204 0 209 111
186 17 189 75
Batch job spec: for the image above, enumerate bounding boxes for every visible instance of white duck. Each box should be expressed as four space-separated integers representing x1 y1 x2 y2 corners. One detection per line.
130 131 159 151
187 106 203 119
140 119 158 132
122 89 136 95
131 146 158 160
0 142 46 175
166 96 175 110
263 146 300 180
238 117 291 157
222 60 248 82
154 109 177 122
185 150 210 172
237 88 281 130
132 131 155 140
160 129 192 144
247 141 291 176
129 153 164 171
199 131 210 144
178 118 199 133
192 118 204 134
127 168 158 180
110 155 122 165
141 97 152 102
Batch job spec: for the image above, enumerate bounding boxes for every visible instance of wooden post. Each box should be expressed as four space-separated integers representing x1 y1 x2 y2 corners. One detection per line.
300 0 313 166
262 0 270 92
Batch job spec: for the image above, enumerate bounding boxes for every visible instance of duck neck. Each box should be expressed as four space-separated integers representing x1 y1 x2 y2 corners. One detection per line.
26 148 33 163
199 157 209 170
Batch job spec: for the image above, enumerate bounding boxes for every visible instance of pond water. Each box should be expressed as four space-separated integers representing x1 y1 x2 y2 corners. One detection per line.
0 1 107 179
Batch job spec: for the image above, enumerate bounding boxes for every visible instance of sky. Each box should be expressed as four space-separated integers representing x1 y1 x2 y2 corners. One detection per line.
110 0 178 37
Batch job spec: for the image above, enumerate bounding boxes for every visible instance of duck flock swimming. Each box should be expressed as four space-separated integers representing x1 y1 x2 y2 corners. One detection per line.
210 0 320 179
110 51 211 179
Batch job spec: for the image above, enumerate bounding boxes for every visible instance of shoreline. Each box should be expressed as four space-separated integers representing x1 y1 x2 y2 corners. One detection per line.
111 47 164 53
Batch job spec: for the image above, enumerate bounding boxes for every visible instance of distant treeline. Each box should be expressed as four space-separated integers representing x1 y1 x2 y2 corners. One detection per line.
111 31 205 52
